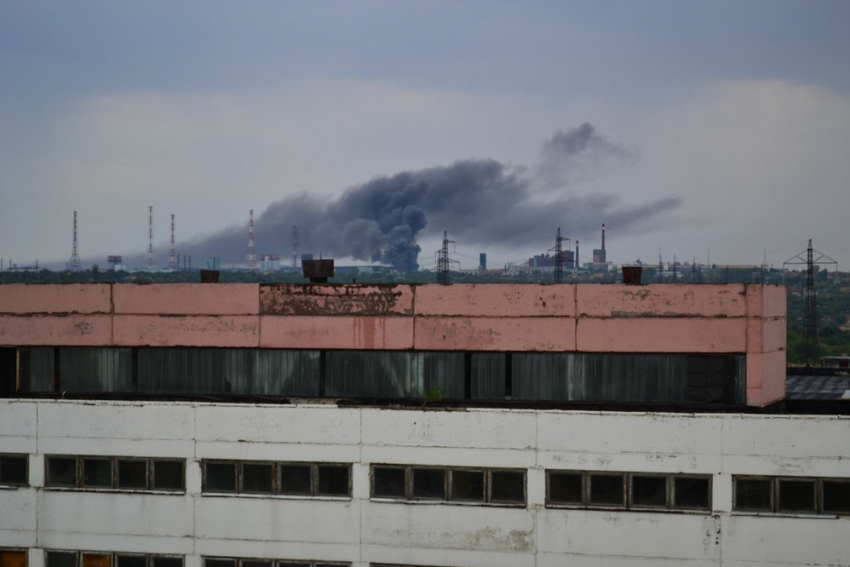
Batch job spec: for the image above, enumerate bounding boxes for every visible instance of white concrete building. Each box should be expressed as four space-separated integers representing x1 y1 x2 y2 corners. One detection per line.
0 282 848 566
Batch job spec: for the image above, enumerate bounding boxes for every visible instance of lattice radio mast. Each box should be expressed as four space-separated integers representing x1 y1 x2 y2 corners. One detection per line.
550 227 569 284
436 231 456 285
784 240 838 366
68 211 82 271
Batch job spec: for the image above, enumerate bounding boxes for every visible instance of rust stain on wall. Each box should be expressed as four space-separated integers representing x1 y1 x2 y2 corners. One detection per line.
260 284 412 316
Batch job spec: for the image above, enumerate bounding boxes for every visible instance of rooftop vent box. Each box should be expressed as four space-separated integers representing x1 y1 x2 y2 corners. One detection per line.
303 259 334 283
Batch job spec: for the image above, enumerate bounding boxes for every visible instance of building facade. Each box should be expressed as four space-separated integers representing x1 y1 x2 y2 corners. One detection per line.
1 282 848 567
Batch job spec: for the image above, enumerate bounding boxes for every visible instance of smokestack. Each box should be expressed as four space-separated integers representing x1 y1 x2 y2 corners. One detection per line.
602 223 606 252
169 214 177 270
575 240 579 269
147 206 154 269
246 209 257 269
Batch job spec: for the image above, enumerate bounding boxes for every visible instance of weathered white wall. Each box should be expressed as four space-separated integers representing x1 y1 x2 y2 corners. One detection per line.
0 399 848 567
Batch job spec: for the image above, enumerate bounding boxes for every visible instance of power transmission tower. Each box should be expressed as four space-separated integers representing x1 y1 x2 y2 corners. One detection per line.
436 231 458 285
784 240 838 367
549 227 569 284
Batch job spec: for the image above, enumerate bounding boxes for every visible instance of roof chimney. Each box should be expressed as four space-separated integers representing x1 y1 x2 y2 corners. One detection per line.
302 259 334 283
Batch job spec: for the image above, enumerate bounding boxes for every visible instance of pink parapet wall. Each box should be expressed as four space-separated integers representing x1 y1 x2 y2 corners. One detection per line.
0 282 787 407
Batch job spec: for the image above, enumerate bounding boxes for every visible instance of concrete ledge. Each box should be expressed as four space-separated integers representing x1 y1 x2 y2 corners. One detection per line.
113 315 260 347
747 316 786 354
114 284 259 315
415 317 575 352
0 284 111 314
260 315 414 350
0 314 113 346
415 284 575 317
577 284 747 318
576 318 746 353
261 284 413 316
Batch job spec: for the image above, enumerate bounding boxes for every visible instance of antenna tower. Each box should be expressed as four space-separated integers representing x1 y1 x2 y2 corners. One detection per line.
68 211 82 271
146 206 154 269
436 231 456 285
169 214 177 270
291 226 299 268
550 227 569 284
784 240 838 366
246 210 257 269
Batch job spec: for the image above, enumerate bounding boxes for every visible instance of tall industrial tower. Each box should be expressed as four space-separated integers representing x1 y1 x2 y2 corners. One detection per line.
68 211 82 271
146 206 154 270
291 226 299 269
551 227 569 284
169 214 177 270
246 210 257 269
575 240 580 273
436 231 454 285
784 240 837 366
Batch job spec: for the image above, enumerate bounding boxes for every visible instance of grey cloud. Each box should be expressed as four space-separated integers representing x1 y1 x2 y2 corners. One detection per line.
130 124 679 272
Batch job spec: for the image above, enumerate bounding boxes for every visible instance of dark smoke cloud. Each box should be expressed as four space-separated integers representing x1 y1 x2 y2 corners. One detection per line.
158 124 681 272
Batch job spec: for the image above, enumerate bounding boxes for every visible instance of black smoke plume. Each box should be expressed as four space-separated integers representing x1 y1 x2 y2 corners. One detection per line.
175 124 681 272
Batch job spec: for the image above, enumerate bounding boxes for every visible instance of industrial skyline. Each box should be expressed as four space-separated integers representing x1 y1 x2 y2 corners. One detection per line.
1 1 849 270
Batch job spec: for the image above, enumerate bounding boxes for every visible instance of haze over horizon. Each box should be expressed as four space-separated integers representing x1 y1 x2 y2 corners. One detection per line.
2 1 849 271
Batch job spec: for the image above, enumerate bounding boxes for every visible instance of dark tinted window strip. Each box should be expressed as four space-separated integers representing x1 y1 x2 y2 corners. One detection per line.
370 464 526 506
45 551 184 567
43 456 184 492
546 470 712 513
8 347 747 406
203 557 349 567
733 476 850 516
202 461 352 498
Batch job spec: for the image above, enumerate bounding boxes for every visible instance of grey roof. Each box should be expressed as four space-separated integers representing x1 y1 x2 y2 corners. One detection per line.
786 374 850 400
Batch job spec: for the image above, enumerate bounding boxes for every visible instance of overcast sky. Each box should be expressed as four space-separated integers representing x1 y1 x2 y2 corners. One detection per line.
1 0 849 271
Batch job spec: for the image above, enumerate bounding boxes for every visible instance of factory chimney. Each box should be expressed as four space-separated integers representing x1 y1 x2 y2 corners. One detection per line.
146 206 154 270
246 209 257 269
602 223 606 253
575 240 579 271
169 214 177 270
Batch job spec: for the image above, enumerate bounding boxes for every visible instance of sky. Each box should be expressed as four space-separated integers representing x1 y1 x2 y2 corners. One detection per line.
1 0 849 272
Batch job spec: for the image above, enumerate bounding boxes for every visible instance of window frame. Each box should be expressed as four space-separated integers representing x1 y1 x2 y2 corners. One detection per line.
200 460 352 499
0 453 29 487
733 475 850 516
546 470 713 513
370 464 526 507
44 456 185 493
203 557 349 567
45 551 184 567
0 548 28 567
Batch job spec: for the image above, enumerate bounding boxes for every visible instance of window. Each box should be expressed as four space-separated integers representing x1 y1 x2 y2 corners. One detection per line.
202 461 351 498
82 458 112 488
13 346 746 406
117 460 147 489
547 470 712 512
0 455 28 486
734 476 850 516
0 550 26 567
46 553 183 567
203 558 348 567
370 465 526 506
45 456 184 492
589 473 625 507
